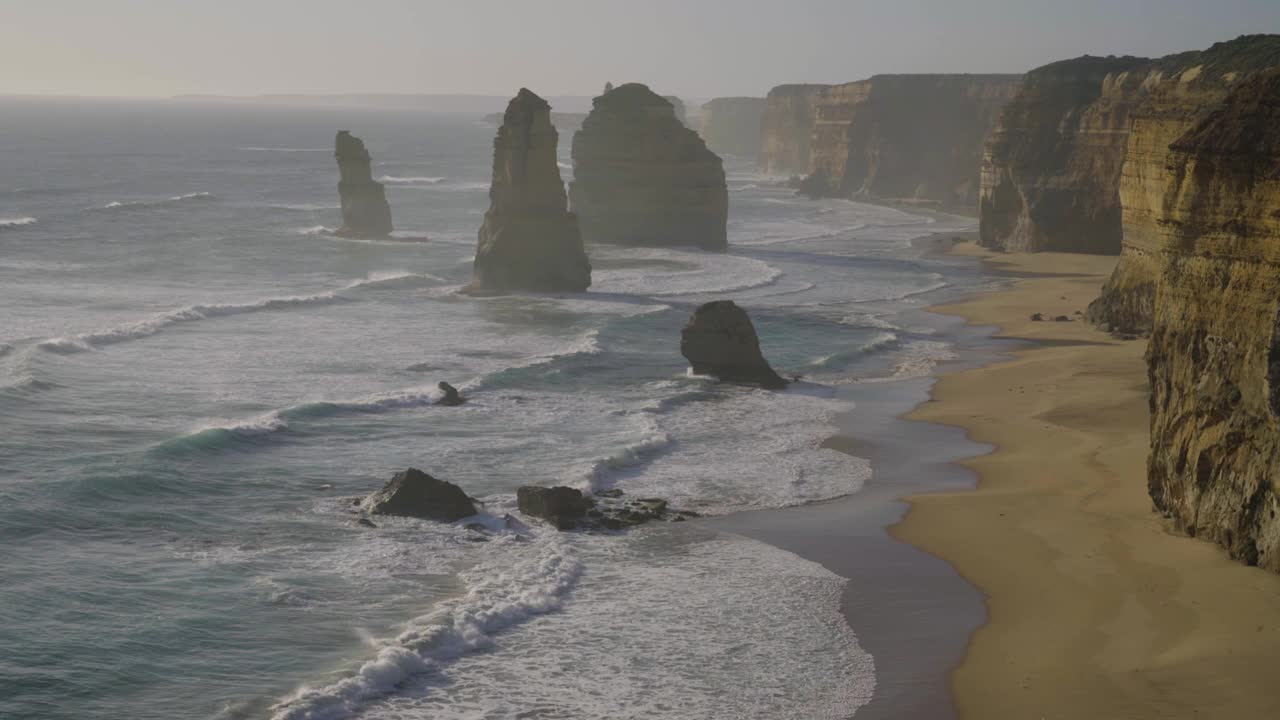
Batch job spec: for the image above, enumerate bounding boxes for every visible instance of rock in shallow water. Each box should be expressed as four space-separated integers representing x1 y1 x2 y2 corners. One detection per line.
365 468 477 522
680 300 787 389
517 485 590 530
334 131 393 238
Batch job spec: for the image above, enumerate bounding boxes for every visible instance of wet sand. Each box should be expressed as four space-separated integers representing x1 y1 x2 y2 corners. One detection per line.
898 243 1280 719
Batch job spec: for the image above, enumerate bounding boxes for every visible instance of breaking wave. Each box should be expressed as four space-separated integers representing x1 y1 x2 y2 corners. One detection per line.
93 192 215 212
377 176 446 185
0 216 37 229
269 533 582 720
36 272 432 354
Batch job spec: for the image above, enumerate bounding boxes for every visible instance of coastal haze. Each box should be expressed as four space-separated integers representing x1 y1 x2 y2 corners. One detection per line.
4 2 1280 720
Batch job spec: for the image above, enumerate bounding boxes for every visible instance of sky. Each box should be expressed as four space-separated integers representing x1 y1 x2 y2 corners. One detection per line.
2 0 1278 98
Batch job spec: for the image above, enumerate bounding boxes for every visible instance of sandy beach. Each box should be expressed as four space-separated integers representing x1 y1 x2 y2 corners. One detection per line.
899 243 1280 719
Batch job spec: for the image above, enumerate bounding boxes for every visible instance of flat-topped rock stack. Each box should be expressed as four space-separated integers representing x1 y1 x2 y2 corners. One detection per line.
469 88 591 293
334 130 393 238
569 83 728 252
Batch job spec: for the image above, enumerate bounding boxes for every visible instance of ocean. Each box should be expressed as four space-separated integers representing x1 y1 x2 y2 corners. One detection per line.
0 97 989 719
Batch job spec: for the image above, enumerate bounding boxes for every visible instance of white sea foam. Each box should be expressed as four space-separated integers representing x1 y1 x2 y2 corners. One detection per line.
238 147 329 153
0 216 37 228
364 534 875 720
37 273 432 354
376 175 446 185
94 192 214 211
591 247 783 298
269 532 581 720
809 331 899 367
296 225 336 236
890 339 958 378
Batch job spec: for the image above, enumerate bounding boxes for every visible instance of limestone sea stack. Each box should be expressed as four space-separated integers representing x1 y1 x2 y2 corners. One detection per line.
699 97 766 158
334 130 393 237
569 83 728 252
1144 68 1280 571
680 300 786 389
468 89 591 293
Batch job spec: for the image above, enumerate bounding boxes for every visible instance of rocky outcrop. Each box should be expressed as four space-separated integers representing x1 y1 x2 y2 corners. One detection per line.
365 468 477 521
699 97 766 158
334 131 393 237
802 74 1021 207
1091 35 1280 332
759 84 830 177
517 485 590 530
1145 68 1280 570
569 83 728 251
469 88 591 293
680 300 786 389
437 381 465 406
979 57 1151 253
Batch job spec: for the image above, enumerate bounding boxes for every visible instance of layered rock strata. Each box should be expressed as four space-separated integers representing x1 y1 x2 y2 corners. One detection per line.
680 300 786 389
1145 68 1280 570
804 74 1022 206
1090 35 1280 332
569 83 728 251
699 97 766 158
759 84 830 177
334 130 393 237
979 57 1151 253
469 88 591 293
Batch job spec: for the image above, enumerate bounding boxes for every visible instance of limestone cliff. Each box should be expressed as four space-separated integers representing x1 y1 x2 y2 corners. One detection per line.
1090 35 1280 332
469 89 591 293
334 131 393 237
804 74 1022 207
1145 68 1280 570
699 96 766 158
569 83 728 252
759 84 830 177
979 57 1152 253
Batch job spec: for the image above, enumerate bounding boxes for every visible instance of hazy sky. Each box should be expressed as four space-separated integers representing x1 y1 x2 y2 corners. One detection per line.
3 0 1278 98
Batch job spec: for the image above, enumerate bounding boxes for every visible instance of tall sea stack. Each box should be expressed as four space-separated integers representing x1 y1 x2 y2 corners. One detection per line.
569 83 728 252
334 131 393 238
469 89 591 293
1145 68 1280 570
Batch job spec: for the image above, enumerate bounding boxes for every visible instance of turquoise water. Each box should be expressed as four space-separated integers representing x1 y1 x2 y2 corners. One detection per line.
0 98 986 719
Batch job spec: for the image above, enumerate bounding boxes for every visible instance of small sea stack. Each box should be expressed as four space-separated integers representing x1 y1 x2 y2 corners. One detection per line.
468 88 592 293
680 300 786 389
364 468 477 522
334 130 393 238
569 83 728 252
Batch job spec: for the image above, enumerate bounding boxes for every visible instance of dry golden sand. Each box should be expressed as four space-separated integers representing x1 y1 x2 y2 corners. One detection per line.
896 243 1280 719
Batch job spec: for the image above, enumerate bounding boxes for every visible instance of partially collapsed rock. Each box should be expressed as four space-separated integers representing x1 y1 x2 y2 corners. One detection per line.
334 131 393 237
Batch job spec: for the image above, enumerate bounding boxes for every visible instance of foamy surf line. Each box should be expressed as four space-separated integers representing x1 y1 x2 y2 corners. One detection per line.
36 272 433 354
376 175 446 185
91 192 215 212
270 533 582 720
0 216 38 228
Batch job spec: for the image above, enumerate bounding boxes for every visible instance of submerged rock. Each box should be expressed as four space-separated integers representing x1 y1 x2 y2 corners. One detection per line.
365 468 477 522
437 381 465 406
334 131 393 238
680 300 787 389
469 88 591 293
569 83 728 251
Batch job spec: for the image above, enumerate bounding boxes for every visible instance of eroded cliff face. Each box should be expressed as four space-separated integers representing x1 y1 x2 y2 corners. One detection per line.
1090 36 1280 332
1145 68 1280 570
569 83 728 251
759 84 830 177
699 97 766 158
469 89 590 294
804 74 1022 207
979 57 1151 253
